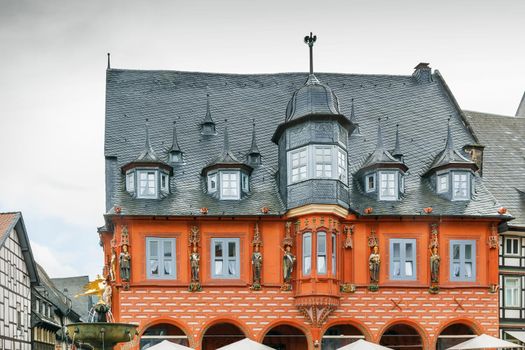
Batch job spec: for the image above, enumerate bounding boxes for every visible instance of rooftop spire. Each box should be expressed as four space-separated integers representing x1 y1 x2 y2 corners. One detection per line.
349 98 362 136
204 93 213 123
392 124 403 159
201 93 217 135
247 119 262 166
304 32 317 75
107 52 111 70
376 118 384 150
136 118 160 161
445 117 454 152
222 119 230 154
249 119 260 155
170 121 181 152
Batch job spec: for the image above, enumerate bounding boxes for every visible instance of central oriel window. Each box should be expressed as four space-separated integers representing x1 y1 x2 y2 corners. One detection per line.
302 231 337 277
288 145 347 184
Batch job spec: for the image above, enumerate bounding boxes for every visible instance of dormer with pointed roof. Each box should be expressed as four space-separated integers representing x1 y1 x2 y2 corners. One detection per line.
202 121 253 200
246 121 261 166
200 94 217 136
424 121 478 201
121 120 173 199
168 121 184 165
358 119 408 201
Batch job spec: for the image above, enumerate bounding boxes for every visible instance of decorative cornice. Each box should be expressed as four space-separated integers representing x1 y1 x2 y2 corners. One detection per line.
286 204 348 219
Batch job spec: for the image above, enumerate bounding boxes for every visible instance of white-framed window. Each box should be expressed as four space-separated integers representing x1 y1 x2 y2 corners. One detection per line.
452 172 470 200
207 173 218 193
437 173 449 193
317 231 327 274
337 148 347 183
379 171 397 200
365 173 375 192
138 170 157 198
241 172 249 192
160 173 169 193
450 240 476 281
315 146 333 178
390 239 416 280
505 237 520 256
400 174 405 193
331 233 336 275
146 237 176 279
504 277 521 307
303 232 312 275
290 147 308 183
220 171 240 200
126 172 135 192
211 238 240 278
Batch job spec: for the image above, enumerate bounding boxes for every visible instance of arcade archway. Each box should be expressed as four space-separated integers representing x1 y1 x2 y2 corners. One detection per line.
436 323 476 350
202 322 246 350
262 324 308 350
140 323 189 349
380 323 423 350
322 324 365 350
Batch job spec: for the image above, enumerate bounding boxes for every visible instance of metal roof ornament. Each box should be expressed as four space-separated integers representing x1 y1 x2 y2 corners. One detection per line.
304 32 317 74
169 121 184 164
392 124 403 160
247 120 261 165
349 98 362 136
201 93 217 135
137 119 160 162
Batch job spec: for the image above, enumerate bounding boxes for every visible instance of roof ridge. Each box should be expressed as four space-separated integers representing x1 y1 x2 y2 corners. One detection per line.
464 110 523 119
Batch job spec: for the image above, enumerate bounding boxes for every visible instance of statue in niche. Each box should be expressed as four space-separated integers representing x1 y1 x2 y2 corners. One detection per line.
430 246 440 284
119 243 131 282
190 245 200 283
102 283 112 307
251 244 263 290
369 245 380 284
109 247 117 282
282 244 296 290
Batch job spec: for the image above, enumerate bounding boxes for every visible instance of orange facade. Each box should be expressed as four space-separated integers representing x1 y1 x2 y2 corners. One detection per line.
100 209 500 350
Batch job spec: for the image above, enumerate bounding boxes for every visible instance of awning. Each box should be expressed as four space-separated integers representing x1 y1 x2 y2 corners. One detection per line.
337 339 394 350
447 334 524 349
146 340 194 350
217 338 275 350
507 332 525 344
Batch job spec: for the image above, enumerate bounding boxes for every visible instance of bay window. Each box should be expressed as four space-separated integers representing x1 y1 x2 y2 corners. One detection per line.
288 145 348 184
290 147 308 183
220 171 240 200
138 171 157 198
452 172 470 200
317 232 327 274
303 233 312 275
315 146 333 178
379 171 397 200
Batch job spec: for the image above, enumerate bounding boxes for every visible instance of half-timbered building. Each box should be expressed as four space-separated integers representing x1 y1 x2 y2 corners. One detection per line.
0 213 39 350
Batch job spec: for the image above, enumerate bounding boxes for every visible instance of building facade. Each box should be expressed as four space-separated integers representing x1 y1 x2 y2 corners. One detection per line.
99 39 508 350
465 111 525 344
0 213 39 350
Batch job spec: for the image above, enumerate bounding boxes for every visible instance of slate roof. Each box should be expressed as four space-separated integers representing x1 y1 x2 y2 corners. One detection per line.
105 68 505 219
51 275 93 322
465 111 525 228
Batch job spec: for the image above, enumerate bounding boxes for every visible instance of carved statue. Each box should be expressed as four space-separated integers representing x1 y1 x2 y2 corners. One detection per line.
283 245 296 284
369 245 380 284
102 284 112 307
109 247 117 282
190 245 200 283
252 244 263 288
430 246 440 283
119 244 131 282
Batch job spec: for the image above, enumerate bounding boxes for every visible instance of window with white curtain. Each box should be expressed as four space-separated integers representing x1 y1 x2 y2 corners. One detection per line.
390 239 416 280
379 171 397 200
220 171 240 200
146 237 176 279
315 146 333 178
303 232 312 275
504 277 521 307
450 240 476 281
211 238 240 278
317 232 327 274
452 172 469 200
138 171 157 198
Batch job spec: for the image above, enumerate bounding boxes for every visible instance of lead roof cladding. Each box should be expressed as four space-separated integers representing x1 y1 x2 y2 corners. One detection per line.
105 69 504 218
465 111 525 228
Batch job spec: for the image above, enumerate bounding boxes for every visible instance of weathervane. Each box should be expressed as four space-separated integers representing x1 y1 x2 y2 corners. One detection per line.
304 32 317 74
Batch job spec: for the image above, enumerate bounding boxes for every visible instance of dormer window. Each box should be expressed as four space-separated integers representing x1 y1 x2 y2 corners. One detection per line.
452 171 470 200
437 173 449 193
290 147 308 183
207 173 218 193
126 173 135 192
220 171 240 200
379 171 398 201
366 174 376 192
138 171 157 198
241 173 249 192
170 152 183 163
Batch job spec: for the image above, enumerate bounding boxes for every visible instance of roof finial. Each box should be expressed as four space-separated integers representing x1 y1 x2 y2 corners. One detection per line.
107 53 111 70
445 116 454 151
376 117 384 150
135 118 160 162
223 119 230 153
304 32 317 75
249 119 260 154
204 93 213 122
171 120 181 151
392 124 403 160
145 118 151 149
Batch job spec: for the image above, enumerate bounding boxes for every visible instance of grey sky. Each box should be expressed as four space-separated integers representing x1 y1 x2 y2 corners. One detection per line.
0 0 524 278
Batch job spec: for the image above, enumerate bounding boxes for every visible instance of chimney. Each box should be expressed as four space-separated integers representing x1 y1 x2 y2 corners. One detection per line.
463 144 485 176
412 62 433 84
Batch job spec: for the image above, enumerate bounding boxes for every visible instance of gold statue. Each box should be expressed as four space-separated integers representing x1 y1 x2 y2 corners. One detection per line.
75 275 107 302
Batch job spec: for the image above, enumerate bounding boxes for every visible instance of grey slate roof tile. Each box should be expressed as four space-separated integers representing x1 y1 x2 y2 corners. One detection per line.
465 111 525 228
105 69 504 218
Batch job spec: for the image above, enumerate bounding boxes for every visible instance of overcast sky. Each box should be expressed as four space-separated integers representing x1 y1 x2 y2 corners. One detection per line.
0 0 524 279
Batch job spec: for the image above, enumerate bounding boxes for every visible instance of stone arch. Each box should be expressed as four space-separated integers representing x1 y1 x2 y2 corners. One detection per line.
139 318 192 349
434 319 480 350
378 319 428 350
259 321 311 350
199 317 249 350
321 319 371 349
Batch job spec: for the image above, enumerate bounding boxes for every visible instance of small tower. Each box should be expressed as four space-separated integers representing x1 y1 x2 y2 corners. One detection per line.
168 121 184 164
200 94 217 136
246 121 261 166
